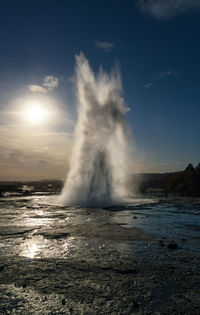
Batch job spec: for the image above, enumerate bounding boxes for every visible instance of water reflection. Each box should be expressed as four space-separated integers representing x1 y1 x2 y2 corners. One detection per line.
27 243 38 259
112 210 143 227
1 195 200 262
20 235 79 259
21 236 43 259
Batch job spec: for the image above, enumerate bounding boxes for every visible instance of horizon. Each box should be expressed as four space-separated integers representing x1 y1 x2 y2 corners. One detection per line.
0 167 197 182
0 0 200 180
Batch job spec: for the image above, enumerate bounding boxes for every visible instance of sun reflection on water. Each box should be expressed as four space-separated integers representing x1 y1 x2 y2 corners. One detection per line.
21 236 43 259
27 243 38 259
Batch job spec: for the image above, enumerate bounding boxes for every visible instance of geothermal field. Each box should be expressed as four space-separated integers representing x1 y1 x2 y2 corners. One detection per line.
0 191 200 314
0 56 200 314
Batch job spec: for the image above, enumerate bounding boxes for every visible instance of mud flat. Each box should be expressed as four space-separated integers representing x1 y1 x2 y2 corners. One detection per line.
0 196 200 314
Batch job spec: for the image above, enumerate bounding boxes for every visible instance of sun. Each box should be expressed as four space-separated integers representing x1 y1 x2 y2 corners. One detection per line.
23 101 50 124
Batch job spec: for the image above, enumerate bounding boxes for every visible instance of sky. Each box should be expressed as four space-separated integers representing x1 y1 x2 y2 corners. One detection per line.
0 0 200 180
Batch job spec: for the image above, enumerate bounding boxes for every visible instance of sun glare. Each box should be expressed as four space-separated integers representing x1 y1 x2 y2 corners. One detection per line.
23 101 50 124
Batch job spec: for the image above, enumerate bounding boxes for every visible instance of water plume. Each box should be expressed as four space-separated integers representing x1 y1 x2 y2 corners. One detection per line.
60 53 133 207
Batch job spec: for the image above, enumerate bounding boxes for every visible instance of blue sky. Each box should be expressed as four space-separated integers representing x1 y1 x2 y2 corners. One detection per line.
0 0 200 180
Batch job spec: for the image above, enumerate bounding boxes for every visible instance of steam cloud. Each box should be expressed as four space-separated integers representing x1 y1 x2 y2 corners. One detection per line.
60 53 133 207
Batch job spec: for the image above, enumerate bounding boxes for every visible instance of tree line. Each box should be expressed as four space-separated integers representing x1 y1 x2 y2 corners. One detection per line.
165 162 200 197
140 162 200 197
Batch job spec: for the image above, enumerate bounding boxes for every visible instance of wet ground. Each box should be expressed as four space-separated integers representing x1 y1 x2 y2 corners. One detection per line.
0 195 200 314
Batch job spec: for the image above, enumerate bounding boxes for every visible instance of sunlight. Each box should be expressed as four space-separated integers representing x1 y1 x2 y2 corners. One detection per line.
20 236 44 259
22 100 50 124
23 242 38 259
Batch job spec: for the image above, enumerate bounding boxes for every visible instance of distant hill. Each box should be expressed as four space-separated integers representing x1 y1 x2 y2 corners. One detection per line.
138 163 200 197
1 163 200 198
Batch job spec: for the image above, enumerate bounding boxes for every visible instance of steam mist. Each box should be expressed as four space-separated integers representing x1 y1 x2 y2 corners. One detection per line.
60 53 133 207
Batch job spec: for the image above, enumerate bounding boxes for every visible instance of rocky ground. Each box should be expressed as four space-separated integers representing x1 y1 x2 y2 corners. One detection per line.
0 196 200 314
0 249 200 314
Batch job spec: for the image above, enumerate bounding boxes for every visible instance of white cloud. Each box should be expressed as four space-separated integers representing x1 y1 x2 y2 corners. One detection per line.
144 70 179 88
144 82 153 88
28 75 59 93
95 41 115 52
138 0 200 19
159 71 179 77
43 75 59 90
28 84 48 93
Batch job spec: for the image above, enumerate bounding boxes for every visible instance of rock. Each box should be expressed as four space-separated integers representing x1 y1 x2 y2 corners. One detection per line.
181 238 187 242
61 298 66 305
133 301 140 308
158 240 165 246
167 241 178 250
118 269 138 274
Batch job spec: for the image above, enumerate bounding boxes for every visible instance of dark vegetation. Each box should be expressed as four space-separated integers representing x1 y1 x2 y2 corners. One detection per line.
139 162 200 197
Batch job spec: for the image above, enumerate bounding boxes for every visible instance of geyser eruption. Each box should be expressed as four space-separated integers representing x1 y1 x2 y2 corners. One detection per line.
60 53 132 207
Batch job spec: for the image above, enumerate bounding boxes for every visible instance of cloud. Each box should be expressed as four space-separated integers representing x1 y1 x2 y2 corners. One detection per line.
159 71 179 77
43 75 59 90
0 124 73 180
144 70 180 88
144 82 153 88
28 75 59 93
138 0 200 19
95 41 115 52
28 84 48 93
67 75 76 84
